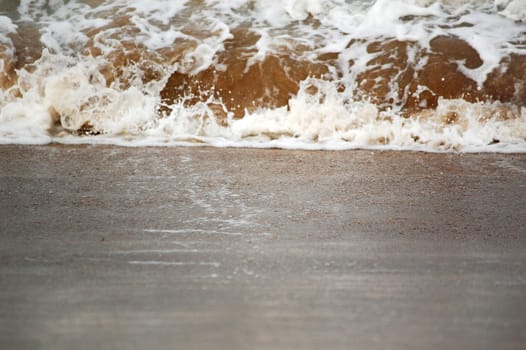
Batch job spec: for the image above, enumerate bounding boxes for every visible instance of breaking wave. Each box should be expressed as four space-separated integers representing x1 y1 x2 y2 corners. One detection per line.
1 0 526 151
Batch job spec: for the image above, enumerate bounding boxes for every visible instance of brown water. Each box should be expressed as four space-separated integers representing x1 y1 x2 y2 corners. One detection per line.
1 0 525 151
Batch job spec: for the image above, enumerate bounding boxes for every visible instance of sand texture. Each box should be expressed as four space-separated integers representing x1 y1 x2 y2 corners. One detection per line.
1 145 525 349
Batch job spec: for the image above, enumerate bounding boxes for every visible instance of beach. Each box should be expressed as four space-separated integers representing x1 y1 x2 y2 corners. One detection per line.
0 144 525 349
2 1 526 348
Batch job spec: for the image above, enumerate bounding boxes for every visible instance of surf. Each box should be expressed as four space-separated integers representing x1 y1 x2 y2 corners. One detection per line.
1 0 525 152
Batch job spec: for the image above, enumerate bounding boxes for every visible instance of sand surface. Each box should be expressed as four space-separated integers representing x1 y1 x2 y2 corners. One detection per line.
1 145 525 349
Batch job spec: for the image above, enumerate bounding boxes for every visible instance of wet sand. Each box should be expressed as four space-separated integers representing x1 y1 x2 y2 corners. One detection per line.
0 145 525 350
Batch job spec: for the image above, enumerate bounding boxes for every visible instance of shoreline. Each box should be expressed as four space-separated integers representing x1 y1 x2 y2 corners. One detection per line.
4 139 526 154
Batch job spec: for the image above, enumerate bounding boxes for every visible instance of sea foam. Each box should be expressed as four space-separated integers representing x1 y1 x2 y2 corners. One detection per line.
1 0 525 152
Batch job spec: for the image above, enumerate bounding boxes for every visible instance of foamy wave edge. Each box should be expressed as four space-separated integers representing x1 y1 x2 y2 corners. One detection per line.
1 0 526 152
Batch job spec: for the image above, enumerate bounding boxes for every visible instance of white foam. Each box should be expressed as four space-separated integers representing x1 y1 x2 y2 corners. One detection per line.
0 16 16 65
0 16 17 34
1 0 526 152
227 81 526 152
496 0 526 22
447 11 526 86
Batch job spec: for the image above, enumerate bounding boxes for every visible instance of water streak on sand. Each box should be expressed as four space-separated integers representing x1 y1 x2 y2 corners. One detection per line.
144 228 244 236
112 248 208 254
128 261 221 267
1 0 526 151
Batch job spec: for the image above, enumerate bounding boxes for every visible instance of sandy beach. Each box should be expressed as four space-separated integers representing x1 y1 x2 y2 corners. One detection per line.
0 144 525 349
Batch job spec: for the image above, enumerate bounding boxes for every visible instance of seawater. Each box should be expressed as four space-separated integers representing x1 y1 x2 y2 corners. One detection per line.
1 0 525 152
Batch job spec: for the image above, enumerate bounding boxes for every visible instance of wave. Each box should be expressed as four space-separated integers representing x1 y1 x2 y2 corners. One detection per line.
1 0 526 151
